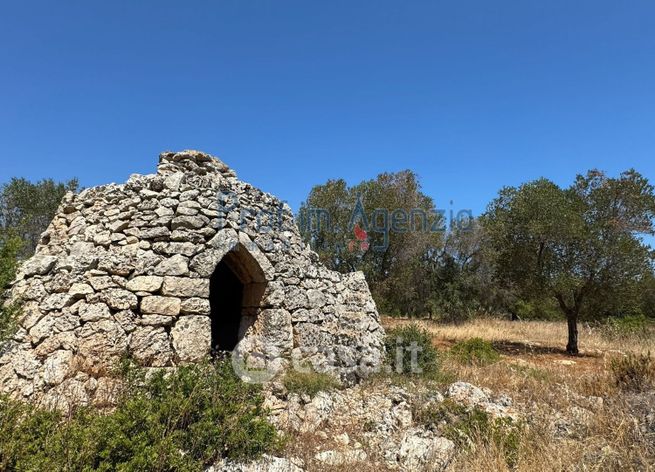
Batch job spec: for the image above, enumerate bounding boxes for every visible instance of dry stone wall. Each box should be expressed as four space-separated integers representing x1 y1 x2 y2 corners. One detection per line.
0 150 385 408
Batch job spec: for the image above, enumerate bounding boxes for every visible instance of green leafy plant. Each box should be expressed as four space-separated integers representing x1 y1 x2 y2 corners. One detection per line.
450 338 500 366
0 233 22 290
0 359 281 471
0 177 78 258
384 324 440 377
482 170 655 354
602 314 651 340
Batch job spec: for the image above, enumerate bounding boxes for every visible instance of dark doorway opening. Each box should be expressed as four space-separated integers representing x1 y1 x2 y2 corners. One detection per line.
208 243 268 355
209 259 244 352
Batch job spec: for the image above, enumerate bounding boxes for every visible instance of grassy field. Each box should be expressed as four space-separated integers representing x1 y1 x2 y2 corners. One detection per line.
385 316 655 354
382 316 655 471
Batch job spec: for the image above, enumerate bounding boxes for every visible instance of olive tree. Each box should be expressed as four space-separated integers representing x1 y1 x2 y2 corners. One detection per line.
482 170 655 354
298 170 443 316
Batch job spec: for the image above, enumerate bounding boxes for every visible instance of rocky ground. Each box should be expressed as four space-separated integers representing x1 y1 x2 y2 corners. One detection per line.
212 380 511 472
211 377 635 472
211 318 655 472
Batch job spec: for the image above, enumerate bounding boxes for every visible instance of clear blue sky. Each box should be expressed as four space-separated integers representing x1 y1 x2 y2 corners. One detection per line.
1 0 654 218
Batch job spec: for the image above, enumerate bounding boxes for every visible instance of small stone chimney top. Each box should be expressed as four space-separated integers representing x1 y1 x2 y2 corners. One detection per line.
157 150 234 177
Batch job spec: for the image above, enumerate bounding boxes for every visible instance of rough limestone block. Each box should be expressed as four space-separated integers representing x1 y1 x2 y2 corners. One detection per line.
140 296 181 317
161 277 209 298
171 316 211 362
154 254 189 276
180 297 211 315
126 275 163 292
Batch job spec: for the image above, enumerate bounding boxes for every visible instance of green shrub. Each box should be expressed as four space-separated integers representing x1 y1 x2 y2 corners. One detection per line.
602 314 650 339
428 290 478 324
610 351 655 392
513 298 561 321
455 410 521 468
384 324 440 377
0 359 281 471
283 369 340 397
450 338 500 366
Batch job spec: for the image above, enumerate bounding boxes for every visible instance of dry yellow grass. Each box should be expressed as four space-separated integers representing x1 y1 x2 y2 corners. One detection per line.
383 316 655 355
382 317 655 471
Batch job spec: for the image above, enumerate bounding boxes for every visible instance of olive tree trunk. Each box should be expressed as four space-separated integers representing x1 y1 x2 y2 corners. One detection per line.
556 292 581 355
566 313 579 355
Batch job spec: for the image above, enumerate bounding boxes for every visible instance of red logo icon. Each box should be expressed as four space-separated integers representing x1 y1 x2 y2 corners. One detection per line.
348 223 369 252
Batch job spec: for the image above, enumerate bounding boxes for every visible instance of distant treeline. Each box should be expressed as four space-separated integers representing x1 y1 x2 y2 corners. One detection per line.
299 168 655 354
0 178 78 341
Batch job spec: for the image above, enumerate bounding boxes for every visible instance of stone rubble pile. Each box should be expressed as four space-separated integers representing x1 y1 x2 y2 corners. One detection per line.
211 376 617 471
261 382 474 471
253 380 522 471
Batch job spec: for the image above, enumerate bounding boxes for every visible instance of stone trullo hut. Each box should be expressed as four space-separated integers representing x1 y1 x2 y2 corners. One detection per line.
0 151 384 408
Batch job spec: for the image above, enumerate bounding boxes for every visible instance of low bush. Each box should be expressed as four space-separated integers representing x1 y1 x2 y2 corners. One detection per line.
610 351 655 392
283 369 341 397
602 314 650 340
428 289 478 324
384 324 440 377
450 338 500 366
0 359 281 471
512 298 561 321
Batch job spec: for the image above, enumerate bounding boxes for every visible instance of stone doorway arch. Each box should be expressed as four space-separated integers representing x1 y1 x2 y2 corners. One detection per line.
209 243 267 352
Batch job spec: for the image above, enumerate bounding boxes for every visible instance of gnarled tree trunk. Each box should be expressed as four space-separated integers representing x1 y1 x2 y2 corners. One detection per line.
566 314 579 355
556 291 581 355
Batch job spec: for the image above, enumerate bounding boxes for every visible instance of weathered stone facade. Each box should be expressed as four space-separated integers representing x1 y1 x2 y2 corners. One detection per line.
0 150 384 408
